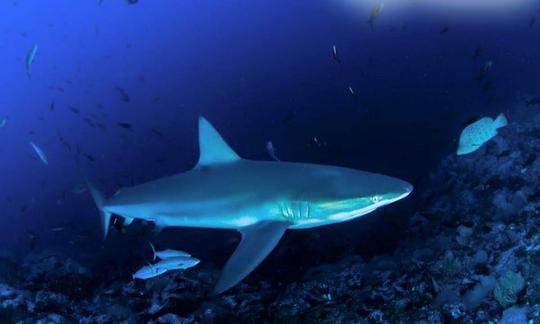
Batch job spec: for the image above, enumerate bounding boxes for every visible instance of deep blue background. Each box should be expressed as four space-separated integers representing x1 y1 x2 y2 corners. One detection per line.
1 0 539 264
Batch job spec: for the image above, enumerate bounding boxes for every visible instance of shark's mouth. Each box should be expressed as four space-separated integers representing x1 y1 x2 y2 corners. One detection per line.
288 190 412 229
327 190 412 222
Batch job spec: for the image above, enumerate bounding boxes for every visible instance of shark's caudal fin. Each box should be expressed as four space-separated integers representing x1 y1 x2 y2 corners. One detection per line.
86 181 111 239
212 221 288 295
196 117 240 168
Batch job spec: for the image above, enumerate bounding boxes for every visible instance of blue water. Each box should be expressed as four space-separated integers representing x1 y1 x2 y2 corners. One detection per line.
1 0 539 260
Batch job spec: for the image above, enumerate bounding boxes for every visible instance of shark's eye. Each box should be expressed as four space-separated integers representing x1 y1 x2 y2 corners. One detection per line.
371 196 381 203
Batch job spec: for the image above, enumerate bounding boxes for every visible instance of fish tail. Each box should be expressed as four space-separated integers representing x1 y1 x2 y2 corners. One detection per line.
148 241 157 261
493 113 508 129
86 181 111 239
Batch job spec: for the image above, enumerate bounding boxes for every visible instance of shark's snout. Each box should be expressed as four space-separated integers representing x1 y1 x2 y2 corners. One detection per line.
389 179 413 203
402 181 414 197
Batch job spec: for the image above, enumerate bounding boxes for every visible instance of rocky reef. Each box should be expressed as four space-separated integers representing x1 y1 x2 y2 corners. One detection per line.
3 115 540 323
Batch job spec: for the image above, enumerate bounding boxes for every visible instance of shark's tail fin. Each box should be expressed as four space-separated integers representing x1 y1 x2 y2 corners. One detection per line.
86 181 111 239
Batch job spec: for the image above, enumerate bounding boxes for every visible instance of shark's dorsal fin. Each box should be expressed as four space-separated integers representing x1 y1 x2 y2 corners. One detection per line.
196 117 240 168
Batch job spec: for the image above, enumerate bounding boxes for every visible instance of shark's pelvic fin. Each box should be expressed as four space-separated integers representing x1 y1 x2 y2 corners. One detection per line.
212 221 288 295
86 181 111 239
123 217 134 226
196 117 240 168
152 222 166 236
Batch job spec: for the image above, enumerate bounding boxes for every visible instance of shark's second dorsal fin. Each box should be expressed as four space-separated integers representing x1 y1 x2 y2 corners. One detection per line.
196 117 240 168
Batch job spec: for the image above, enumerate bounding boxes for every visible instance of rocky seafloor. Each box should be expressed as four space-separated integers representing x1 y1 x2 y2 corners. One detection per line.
3 115 540 323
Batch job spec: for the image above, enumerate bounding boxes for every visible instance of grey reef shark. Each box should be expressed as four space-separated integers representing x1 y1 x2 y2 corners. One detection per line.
88 117 413 294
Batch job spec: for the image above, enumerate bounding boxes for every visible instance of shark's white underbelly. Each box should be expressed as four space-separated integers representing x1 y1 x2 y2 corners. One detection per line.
106 192 285 230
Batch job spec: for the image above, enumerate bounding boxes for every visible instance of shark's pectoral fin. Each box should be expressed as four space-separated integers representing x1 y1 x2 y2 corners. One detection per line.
212 221 288 295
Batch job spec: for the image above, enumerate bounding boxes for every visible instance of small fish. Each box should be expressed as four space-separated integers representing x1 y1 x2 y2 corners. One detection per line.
472 47 483 60
348 86 356 97
367 3 384 30
26 230 37 240
266 141 280 161
282 110 296 125
482 80 493 92
312 136 326 148
154 256 200 271
439 26 449 34
83 117 96 128
27 230 37 251
72 184 87 194
50 100 55 111
25 44 38 77
49 227 65 232
30 142 48 165
0 117 7 129
115 87 130 102
118 122 132 130
59 136 71 152
476 60 492 82
525 97 540 107
68 106 80 115
332 45 341 63
57 191 67 205
148 241 191 261
530 16 536 28
83 153 95 162
96 123 107 131
457 113 507 155
152 128 164 137
133 264 167 280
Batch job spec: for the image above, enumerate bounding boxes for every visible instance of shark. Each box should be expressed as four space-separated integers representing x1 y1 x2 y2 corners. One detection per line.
88 117 412 294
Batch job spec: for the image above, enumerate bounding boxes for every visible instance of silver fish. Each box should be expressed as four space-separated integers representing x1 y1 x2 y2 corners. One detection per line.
133 264 167 280
154 256 200 271
30 142 48 165
266 141 280 161
25 44 38 78
148 241 191 260
0 117 7 129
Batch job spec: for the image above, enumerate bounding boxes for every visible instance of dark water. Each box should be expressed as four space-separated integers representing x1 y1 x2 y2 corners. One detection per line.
1 0 540 322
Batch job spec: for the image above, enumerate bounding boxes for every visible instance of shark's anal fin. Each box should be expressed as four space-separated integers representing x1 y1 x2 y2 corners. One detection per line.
123 217 134 226
196 117 240 168
212 221 288 295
